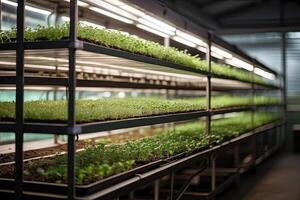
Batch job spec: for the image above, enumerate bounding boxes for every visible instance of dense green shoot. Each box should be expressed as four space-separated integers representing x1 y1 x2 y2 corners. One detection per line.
0 24 276 86
0 96 280 123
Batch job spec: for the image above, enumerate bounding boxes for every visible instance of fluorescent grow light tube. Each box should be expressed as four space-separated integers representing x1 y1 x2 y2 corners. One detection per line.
138 18 175 36
254 67 275 80
81 20 105 29
172 36 196 48
197 46 207 53
108 29 130 35
211 52 224 59
61 16 105 29
175 30 205 46
137 24 170 38
89 7 133 24
103 0 146 16
64 0 89 7
142 15 176 32
90 0 137 20
211 46 232 59
226 57 254 71
2 0 51 15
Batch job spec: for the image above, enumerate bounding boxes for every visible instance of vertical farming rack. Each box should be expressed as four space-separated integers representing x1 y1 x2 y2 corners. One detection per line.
0 0 285 199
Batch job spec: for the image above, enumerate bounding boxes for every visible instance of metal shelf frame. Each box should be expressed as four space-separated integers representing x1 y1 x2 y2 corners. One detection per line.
0 0 284 199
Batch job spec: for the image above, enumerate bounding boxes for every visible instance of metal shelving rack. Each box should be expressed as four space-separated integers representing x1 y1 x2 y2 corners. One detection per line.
0 0 284 199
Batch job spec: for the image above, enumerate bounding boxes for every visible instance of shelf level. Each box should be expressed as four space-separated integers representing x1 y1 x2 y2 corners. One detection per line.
0 121 283 200
0 105 281 134
0 40 279 89
0 76 276 91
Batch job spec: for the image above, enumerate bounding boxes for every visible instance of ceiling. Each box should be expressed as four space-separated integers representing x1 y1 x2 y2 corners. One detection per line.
157 0 300 34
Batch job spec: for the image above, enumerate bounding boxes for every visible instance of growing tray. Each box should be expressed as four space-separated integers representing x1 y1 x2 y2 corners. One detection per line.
0 121 282 199
0 146 206 197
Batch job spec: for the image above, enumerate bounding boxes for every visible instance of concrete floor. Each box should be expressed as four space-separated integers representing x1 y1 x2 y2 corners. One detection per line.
219 153 300 200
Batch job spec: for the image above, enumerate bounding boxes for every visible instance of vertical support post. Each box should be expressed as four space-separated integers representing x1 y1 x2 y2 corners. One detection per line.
281 32 287 150
68 0 78 199
233 145 240 186
211 154 216 191
170 172 175 200
206 33 214 194
129 191 134 200
15 0 25 199
154 180 160 200
205 33 212 135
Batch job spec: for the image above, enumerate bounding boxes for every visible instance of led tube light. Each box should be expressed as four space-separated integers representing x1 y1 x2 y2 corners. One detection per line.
64 0 89 7
211 52 224 60
105 0 146 17
89 7 133 24
254 67 275 80
175 30 205 46
81 20 105 29
108 29 130 35
142 15 176 32
119 4 146 17
61 16 105 29
211 45 232 59
197 46 207 53
226 57 254 71
90 0 137 20
137 24 170 38
172 36 196 48
138 18 175 36
2 0 51 15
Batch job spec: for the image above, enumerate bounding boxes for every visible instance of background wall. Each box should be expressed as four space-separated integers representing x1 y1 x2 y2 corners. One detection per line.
223 32 300 152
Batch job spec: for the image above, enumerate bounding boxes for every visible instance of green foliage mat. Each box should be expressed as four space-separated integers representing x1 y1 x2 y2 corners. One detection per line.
0 96 280 123
0 24 275 86
0 112 279 185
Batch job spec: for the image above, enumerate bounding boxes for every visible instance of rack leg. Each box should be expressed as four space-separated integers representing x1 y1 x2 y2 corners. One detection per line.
234 145 240 186
154 179 160 200
170 172 175 200
15 0 25 198
129 191 134 200
211 154 216 192
15 131 24 200
68 135 76 199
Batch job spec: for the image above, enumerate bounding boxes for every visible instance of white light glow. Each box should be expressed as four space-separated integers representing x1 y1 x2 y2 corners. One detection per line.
89 7 133 24
91 0 137 20
254 67 275 80
103 0 146 17
118 92 126 98
226 57 254 71
175 30 205 46
172 36 196 48
61 16 70 22
61 16 105 29
197 46 207 53
81 20 105 29
2 0 52 15
138 18 175 36
142 15 176 32
64 0 89 7
120 4 146 17
211 52 224 59
137 24 169 38
108 29 129 35
211 46 232 59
